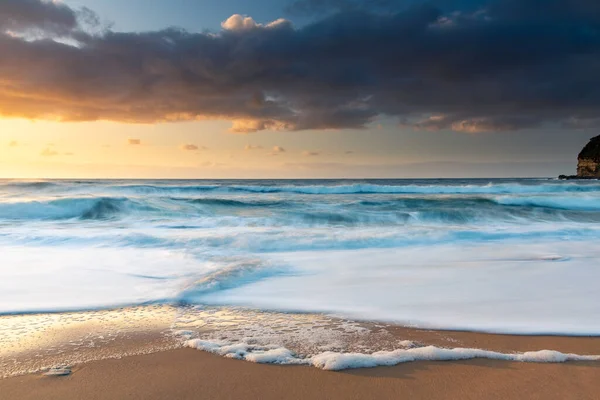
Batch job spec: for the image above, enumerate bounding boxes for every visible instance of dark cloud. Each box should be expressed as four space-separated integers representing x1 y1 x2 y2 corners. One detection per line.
0 0 78 35
1 0 600 132
285 0 400 15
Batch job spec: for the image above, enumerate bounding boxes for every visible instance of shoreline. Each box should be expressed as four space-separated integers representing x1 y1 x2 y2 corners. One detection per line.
2 347 600 400
2 305 600 377
2 306 600 398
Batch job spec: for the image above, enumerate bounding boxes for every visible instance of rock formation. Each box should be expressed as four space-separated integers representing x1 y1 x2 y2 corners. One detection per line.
559 135 600 179
577 135 600 178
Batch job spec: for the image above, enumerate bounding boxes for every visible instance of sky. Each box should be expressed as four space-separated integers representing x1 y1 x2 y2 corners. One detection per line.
1 0 599 178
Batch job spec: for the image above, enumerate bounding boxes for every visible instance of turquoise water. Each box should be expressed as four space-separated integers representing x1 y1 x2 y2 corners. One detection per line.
1 178 599 334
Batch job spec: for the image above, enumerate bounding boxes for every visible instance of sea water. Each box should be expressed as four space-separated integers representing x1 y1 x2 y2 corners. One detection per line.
1 178 600 336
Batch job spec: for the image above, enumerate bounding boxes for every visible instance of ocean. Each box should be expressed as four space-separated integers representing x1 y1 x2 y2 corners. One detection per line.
1 178 600 339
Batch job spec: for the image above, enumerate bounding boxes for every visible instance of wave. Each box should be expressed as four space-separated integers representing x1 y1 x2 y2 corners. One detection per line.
0 197 151 220
96 182 600 196
225 183 600 195
5 180 600 197
0 180 55 187
183 198 289 208
178 259 291 303
2 195 600 225
187 339 600 370
137 184 600 195
355 195 600 213
493 196 600 211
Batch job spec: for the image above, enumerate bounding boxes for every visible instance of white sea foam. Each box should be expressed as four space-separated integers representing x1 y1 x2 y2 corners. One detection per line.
192 242 600 335
186 339 600 370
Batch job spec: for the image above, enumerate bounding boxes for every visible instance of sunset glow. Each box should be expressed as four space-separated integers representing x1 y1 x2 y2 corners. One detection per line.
1 0 598 178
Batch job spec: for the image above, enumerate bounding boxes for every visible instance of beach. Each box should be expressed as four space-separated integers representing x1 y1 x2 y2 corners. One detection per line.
2 336 600 400
2 304 600 399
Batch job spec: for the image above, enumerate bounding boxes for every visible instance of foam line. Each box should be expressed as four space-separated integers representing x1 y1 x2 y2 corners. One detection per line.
186 340 600 371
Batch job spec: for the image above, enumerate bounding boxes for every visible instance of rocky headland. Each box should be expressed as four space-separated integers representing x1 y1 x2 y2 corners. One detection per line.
559 135 600 179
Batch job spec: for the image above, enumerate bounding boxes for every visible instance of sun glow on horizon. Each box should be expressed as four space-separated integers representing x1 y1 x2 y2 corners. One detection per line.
0 117 403 179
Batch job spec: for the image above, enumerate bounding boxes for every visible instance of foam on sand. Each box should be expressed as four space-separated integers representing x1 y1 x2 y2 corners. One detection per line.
186 339 600 371
43 367 71 376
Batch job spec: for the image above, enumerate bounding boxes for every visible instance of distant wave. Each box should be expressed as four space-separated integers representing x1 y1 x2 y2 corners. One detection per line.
183 198 290 208
493 196 600 211
2 194 600 223
0 197 151 220
0 181 60 190
4 180 600 196
110 182 600 195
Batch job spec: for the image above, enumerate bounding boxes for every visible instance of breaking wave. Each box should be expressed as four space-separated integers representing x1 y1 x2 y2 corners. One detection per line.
0 197 151 220
5 179 600 195
178 259 291 303
1 193 600 224
183 198 290 208
108 182 600 195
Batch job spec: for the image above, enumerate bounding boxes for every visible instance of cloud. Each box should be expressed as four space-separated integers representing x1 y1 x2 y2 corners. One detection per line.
40 146 59 156
302 150 320 156
344 150 354 154
244 144 263 150
221 14 291 32
1 0 600 133
181 144 206 151
0 0 79 36
230 119 293 133
285 0 406 16
8 140 18 147
128 139 141 145
411 115 539 133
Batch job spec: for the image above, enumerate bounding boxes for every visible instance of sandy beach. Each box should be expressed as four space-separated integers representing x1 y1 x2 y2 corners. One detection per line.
2 347 600 400
2 305 600 399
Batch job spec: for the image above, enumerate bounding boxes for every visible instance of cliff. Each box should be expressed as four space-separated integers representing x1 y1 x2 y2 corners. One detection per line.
577 135 600 178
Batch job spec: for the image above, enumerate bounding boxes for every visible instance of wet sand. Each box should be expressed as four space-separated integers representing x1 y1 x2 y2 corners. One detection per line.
2 347 599 400
2 306 600 399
